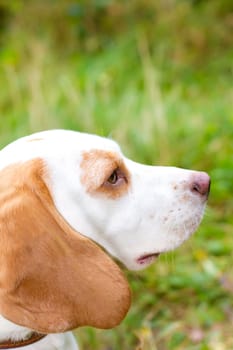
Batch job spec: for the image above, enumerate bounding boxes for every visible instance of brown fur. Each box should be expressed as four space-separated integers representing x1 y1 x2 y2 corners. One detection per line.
81 150 131 199
0 160 131 333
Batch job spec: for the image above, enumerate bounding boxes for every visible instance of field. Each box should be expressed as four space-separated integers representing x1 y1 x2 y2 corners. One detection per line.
0 1 233 349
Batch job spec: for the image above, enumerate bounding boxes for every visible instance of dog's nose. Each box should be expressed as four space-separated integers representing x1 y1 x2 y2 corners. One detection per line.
190 172 211 197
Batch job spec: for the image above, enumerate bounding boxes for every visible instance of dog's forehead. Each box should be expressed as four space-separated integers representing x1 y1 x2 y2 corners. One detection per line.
0 130 122 169
24 130 121 153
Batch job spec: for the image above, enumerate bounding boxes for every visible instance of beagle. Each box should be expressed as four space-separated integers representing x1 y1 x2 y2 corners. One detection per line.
0 130 210 350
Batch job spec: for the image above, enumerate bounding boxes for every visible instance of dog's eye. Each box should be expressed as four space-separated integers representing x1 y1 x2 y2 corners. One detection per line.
102 166 129 194
107 170 119 185
104 168 128 189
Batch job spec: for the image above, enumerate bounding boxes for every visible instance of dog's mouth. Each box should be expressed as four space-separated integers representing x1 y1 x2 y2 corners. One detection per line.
136 252 161 266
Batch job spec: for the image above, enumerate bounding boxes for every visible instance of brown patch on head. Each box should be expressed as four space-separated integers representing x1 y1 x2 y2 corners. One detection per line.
0 159 131 333
27 138 44 142
81 149 131 199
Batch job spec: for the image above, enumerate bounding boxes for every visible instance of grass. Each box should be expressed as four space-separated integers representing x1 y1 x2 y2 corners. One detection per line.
0 2 233 348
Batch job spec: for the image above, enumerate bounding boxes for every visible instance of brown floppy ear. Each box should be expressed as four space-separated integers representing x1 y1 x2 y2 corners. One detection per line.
0 159 131 333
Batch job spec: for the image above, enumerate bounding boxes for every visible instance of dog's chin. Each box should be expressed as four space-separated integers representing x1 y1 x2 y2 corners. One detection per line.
116 215 206 271
126 234 195 271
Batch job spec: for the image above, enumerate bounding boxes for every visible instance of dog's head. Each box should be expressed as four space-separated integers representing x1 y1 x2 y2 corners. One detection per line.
0 130 210 333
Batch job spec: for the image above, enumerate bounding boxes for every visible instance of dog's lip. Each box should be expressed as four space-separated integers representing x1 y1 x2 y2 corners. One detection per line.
136 252 161 265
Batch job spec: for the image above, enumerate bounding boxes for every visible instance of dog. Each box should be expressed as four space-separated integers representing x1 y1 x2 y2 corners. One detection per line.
0 130 210 349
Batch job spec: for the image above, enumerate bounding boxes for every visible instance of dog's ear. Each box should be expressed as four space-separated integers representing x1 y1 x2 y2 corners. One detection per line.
0 160 131 333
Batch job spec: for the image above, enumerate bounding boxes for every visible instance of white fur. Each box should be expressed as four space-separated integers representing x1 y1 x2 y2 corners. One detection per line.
0 130 209 349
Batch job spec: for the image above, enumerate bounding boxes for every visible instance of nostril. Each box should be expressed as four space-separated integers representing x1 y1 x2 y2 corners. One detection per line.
190 172 211 197
192 182 202 194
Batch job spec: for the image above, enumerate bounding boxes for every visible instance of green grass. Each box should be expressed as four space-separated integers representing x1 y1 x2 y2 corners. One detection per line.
0 2 233 348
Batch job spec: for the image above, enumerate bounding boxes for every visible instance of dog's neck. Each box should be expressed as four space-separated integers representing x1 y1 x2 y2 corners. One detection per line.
0 316 33 342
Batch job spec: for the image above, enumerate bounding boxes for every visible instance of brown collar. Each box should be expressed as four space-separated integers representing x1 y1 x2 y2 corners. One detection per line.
0 332 46 349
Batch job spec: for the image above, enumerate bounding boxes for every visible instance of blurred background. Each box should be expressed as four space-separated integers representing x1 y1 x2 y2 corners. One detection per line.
0 0 233 349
